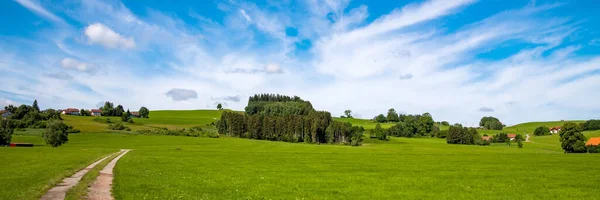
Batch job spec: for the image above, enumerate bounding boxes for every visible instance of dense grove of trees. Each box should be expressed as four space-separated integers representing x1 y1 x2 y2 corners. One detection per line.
219 94 365 146
370 123 386 140
100 101 149 118
446 124 480 145
479 116 503 130
385 113 436 138
534 126 551 136
4 100 62 128
581 119 600 131
560 122 587 153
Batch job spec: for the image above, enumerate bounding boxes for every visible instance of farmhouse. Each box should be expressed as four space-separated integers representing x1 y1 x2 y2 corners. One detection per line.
90 109 102 116
61 108 80 115
0 110 12 118
586 137 600 146
549 126 561 134
507 134 517 141
130 111 140 118
482 136 492 141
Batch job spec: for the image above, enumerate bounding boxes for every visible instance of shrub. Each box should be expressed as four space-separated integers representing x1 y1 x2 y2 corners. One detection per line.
518 141 523 148
477 139 490 146
581 119 600 131
44 120 69 147
108 123 128 131
492 133 510 143
31 121 47 129
436 130 448 138
0 119 14 146
128 118 134 123
588 145 600 153
135 127 219 138
533 126 550 136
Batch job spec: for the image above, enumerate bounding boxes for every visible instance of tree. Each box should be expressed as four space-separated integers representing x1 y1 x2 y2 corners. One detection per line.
126 109 132 117
559 122 587 153
101 102 115 116
80 109 91 116
32 99 40 111
479 116 503 130
344 110 352 118
518 140 523 148
217 103 223 110
441 121 449 126
121 112 130 122
581 119 600 131
43 120 69 147
0 119 14 146
139 107 150 118
370 123 386 140
115 105 125 117
387 108 399 122
375 114 387 123
533 126 550 136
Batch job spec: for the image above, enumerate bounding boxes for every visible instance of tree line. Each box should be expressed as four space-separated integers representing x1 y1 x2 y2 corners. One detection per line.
218 94 365 146
99 101 149 118
1 100 71 147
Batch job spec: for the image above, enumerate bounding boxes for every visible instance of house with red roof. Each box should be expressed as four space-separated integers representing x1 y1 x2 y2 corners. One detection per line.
90 109 102 116
586 137 600 146
549 126 561 134
61 108 80 115
482 136 492 141
507 134 517 141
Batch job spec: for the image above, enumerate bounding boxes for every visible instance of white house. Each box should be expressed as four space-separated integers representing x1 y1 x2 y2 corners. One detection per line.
549 126 561 134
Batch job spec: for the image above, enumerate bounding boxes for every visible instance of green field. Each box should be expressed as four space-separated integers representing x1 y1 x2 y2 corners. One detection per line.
2 111 600 199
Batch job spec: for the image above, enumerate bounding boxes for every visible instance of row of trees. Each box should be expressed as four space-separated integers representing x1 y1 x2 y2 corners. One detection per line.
581 119 600 131
4 100 62 128
248 94 305 102
218 111 364 145
99 101 149 118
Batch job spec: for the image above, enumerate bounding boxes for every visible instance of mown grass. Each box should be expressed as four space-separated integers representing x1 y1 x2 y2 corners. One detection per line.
64 152 120 200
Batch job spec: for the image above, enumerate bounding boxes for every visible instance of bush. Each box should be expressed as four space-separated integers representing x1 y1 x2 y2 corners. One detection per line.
533 126 550 136
108 123 128 131
43 120 69 147
0 119 14 146
135 127 219 138
436 130 448 138
588 145 600 153
31 121 47 129
581 119 600 131
518 140 523 148
492 133 510 143
477 139 491 146
128 118 134 123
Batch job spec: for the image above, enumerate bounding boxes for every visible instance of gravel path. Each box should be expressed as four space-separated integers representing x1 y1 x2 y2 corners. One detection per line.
87 149 130 200
40 153 116 200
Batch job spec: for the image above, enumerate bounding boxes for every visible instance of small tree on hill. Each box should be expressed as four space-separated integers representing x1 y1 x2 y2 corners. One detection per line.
344 110 352 118
387 108 399 122
121 112 130 122
534 126 550 136
43 120 69 147
0 119 14 146
139 107 149 118
370 123 386 140
217 103 223 110
559 122 587 153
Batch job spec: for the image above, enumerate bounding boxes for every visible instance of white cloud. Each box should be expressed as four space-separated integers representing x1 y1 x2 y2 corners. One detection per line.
60 58 91 72
14 0 65 23
239 9 252 22
84 23 136 49
265 64 283 74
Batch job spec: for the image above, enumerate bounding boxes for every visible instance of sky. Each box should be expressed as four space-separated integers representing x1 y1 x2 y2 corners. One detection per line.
1 0 599 126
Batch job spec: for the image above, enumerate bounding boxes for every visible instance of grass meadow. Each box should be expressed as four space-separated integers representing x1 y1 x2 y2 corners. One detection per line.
2 111 600 199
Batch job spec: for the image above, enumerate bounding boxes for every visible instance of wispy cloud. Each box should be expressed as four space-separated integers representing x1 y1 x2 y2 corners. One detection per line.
14 0 65 24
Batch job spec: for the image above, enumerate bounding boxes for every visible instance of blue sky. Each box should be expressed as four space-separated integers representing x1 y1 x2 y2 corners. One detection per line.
1 0 600 126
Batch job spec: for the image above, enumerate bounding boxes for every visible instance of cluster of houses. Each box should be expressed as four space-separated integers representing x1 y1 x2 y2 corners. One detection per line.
481 126 564 142
59 108 140 117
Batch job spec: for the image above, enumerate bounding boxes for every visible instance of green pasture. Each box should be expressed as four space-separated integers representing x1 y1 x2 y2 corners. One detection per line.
2 111 600 199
